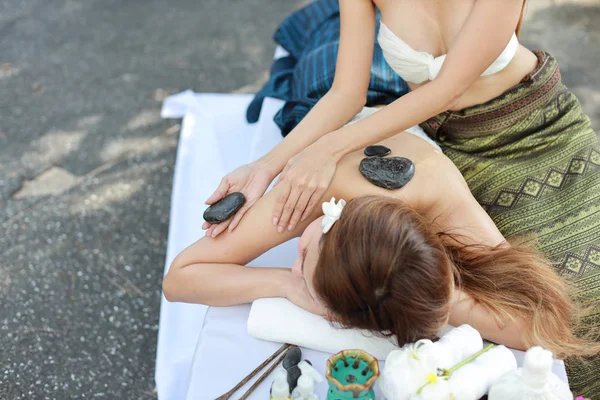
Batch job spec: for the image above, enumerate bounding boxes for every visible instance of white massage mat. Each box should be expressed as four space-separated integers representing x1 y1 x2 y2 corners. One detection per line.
155 91 281 400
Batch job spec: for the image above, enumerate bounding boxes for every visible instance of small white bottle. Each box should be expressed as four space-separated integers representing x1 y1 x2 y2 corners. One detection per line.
488 346 572 400
291 361 323 400
271 368 292 400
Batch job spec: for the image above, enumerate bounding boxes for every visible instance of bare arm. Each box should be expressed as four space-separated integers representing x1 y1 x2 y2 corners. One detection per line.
319 0 525 160
202 2 377 237
450 290 527 351
163 185 322 305
259 0 376 175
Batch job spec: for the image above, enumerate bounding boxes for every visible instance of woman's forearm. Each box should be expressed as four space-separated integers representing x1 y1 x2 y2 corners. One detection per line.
258 89 366 174
450 293 527 351
162 263 290 305
320 78 457 160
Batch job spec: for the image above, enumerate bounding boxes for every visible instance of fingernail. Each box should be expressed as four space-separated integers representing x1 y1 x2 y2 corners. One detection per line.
277 226 284 233
273 217 278 226
287 225 293 231
300 217 306 222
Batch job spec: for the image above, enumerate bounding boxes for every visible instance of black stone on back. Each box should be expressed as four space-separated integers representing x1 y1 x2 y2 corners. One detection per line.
203 192 246 223
359 157 415 189
364 145 391 157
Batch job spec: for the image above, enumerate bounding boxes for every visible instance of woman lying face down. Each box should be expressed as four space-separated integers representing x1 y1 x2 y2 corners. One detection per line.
163 128 599 361
294 198 454 345
292 195 599 359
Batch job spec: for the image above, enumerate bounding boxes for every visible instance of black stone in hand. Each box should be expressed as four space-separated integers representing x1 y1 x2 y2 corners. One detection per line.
364 145 391 157
359 157 415 189
203 192 246 224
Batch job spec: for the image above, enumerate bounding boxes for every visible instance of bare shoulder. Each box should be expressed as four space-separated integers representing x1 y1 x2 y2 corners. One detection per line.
401 151 471 212
417 155 506 247
417 152 469 193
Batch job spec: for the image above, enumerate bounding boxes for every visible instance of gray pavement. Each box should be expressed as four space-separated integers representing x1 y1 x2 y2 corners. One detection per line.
1 0 599 399
0 1 299 399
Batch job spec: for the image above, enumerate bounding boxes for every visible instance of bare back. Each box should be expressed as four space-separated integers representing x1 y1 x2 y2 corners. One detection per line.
175 131 505 269
330 132 505 247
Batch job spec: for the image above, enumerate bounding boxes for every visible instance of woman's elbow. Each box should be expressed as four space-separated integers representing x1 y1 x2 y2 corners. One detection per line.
445 91 463 110
162 269 180 302
439 85 465 111
328 87 367 114
431 76 467 111
162 257 188 302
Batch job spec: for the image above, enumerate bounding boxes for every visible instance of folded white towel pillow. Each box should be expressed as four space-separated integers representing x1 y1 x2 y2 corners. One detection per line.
248 298 401 360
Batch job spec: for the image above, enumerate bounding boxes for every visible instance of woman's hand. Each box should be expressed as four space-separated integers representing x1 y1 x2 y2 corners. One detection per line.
285 272 328 316
273 144 338 232
203 161 276 237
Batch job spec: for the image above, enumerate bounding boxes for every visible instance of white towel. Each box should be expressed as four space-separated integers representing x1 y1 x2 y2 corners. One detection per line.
448 345 517 400
247 298 399 360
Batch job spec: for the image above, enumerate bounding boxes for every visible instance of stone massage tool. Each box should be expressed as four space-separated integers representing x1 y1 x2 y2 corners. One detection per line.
361 145 415 189
283 346 303 392
364 145 391 157
203 192 246 223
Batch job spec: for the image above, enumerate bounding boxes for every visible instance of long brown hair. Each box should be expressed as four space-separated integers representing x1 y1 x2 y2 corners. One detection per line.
313 196 600 359
314 196 454 345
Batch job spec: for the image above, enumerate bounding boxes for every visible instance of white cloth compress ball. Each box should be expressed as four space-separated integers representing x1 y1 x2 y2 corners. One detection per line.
488 346 572 400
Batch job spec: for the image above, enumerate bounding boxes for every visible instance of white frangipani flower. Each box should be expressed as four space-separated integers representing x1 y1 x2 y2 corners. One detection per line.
321 197 346 234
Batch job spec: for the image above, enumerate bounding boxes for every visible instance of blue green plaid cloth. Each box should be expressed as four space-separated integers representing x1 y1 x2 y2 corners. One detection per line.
246 0 409 136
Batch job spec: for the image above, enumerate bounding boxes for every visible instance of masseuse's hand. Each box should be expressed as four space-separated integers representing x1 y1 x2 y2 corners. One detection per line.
273 144 337 232
285 273 328 317
203 161 275 237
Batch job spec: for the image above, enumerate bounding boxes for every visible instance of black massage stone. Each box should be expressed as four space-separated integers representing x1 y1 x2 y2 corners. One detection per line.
364 145 391 157
359 156 415 189
287 365 301 391
283 346 302 391
203 192 246 223
283 346 302 370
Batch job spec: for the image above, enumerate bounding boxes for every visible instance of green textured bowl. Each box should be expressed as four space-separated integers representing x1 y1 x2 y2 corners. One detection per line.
326 350 380 400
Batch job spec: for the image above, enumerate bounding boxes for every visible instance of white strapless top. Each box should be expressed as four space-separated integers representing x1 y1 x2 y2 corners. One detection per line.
378 22 520 84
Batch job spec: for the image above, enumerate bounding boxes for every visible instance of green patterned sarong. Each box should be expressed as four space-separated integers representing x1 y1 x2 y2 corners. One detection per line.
421 51 600 398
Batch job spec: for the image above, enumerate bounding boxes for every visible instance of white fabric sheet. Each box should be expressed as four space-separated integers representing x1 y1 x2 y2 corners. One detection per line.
155 91 277 400
157 90 568 399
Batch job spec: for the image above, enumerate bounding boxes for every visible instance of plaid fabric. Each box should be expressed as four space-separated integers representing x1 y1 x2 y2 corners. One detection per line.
247 0 409 136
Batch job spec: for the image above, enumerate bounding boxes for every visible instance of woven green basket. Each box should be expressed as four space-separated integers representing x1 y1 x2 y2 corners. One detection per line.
326 350 380 400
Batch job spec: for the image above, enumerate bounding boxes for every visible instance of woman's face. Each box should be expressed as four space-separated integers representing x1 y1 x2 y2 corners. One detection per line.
292 216 324 302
